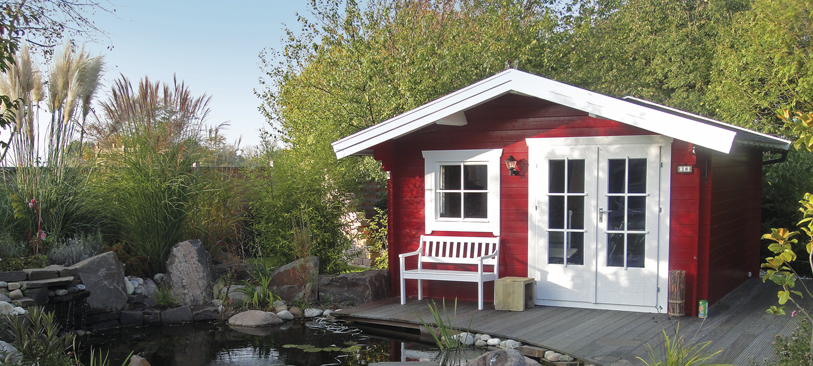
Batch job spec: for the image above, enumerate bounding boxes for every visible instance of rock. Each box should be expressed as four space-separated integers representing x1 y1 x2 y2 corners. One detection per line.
453 332 475 346
68 252 128 313
134 286 144 294
66 286 79 294
228 310 284 327
19 276 74 289
223 285 247 303
55 289 69 296
277 310 294 320
273 300 287 312
0 271 25 282
120 310 144 327
0 294 10 303
559 355 574 362
49 265 78 278
7 283 20 291
0 281 7 288
289 306 302 318
268 257 319 303
153 273 165 284
0 301 14 315
467 349 527 366
142 279 158 297
303 308 323 318
475 340 488 347
524 357 541 366
23 268 58 280
129 276 144 285
143 309 161 324
125 278 135 295
27 288 49 305
501 340 521 349
0 340 21 364
165 240 216 306
161 306 194 324
517 346 548 359
323 309 334 317
130 354 151 366
8 289 22 300
480 334 491 341
192 305 219 321
487 338 501 346
76 284 85 290
318 270 390 305
12 298 34 308
544 351 561 362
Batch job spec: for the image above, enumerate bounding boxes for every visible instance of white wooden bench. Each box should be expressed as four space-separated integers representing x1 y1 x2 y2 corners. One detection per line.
399 235 500 310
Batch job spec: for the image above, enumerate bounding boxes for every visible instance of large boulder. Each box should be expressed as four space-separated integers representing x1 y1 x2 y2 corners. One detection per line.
165 240 216 306
318 270 390 305
68 252 127 313
268 257 319 303
228 310 283 327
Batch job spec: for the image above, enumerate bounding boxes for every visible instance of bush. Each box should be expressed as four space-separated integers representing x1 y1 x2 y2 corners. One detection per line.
47 232 105 266
6 307 75 366
774 319 813 365
0 233 28 258
0 254 47 272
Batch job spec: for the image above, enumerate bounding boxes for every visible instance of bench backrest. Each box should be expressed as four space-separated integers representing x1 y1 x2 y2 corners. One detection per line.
418 235 499 266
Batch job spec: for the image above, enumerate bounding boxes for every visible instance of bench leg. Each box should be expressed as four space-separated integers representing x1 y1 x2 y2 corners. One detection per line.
478 281 484 310
401 276 406 305
417 279 423 300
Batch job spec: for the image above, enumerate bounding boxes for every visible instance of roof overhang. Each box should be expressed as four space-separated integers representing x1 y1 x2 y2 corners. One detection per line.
332 69 790 159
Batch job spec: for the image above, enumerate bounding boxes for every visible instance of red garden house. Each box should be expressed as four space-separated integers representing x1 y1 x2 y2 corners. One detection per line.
332 69 790 315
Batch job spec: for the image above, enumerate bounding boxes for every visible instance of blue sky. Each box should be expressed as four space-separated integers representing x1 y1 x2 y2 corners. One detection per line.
81 0 313 150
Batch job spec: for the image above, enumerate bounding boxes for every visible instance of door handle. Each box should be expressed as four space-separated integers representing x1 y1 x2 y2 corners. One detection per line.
599 208 613 223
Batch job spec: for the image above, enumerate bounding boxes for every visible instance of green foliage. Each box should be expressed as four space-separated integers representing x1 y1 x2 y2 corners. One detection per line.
637 325 725 366
101 244 147 278
0 254 46 272
774 319 813 365
154 285 179 309
0 233 28 258
186 168 247 257
237 264 278 310
414 299 471 352
364 207 388 269
6 307 75 366
47 232 104 266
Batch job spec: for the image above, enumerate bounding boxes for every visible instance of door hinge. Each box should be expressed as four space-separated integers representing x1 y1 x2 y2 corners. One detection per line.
657 287 661 293
659 207 662 213
660 162 663 168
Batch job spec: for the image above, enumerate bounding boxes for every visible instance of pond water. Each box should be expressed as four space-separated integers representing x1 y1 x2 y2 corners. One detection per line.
76 319 484 366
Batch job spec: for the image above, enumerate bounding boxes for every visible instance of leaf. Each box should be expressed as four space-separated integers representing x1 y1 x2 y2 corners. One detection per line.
778 290 790 305
282 344 298 348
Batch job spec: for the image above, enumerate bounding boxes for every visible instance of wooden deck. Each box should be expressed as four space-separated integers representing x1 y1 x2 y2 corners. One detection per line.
334 278 811 365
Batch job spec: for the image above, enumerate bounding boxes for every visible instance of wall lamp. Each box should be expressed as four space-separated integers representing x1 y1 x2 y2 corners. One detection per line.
504 155 520 176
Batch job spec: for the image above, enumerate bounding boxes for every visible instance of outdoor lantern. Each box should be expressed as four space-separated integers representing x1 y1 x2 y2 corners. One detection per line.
504 155 520 176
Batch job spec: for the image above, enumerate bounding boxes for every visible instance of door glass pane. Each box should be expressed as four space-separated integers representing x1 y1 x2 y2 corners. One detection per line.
607 233 625 267
464 165 488 190
627 234 646 268
549 160 565 193
439 192 461 218
567 196 585 229
628 159 647 193
548 232 564 264
440 165 461 190
628 196 646 230
568 160 585 193
568 232 584 265
608 159 626 193
607 196 625 230
463 193 487 218
549 196 564 229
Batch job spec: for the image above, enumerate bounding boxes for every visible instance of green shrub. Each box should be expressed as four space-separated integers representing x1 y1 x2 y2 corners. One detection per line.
0 233 28 258
0 254 47 272
154 285 179 309
364 207 388 270
237 264 278 310
637 325 724 366
6 307 75 366
774 319 813 365
47 232 104 266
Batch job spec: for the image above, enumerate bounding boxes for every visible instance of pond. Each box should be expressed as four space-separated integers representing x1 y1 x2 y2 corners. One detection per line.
77 319 486 366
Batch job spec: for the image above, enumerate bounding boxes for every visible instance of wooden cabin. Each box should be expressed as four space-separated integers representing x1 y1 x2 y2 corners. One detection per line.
332 69 790 315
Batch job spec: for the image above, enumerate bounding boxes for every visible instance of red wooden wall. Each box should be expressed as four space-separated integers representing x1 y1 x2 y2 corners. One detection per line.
372 93 762 312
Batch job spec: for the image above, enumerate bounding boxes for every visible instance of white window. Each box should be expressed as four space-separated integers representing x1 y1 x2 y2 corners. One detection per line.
423 149 502 235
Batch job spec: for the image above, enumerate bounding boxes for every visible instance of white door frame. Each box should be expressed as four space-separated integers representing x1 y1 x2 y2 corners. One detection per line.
527 135 672 313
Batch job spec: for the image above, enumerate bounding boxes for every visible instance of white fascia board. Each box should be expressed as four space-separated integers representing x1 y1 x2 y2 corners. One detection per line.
509 75 737 153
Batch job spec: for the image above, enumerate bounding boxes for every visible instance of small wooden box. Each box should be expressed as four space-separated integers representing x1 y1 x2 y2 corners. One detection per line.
495 277 535 311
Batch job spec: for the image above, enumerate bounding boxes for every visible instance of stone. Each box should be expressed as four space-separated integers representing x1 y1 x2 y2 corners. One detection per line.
0 294 10 303
289 306 302 318
276 310 294 320
8 289 22 300
161 306 194 324
7 283 20 291
517 346 547 359
487 338 501 346
12 307 25 315
143 309 161 324
223 285 248 303
68 252 128 313
273 300 287 312
544 351 561 362
501 340 521 349
480 334 491 341
142 279 158 297
323 309 334 317
0 271 26 282
134 286 144 294
12 298 34 307
0 301 14 315
467 349 527 366
268 257 319 303
130 354 151 366
318 269 390 306
19 276 74 289
27 288 49 305
129 276 144 285
0 281 7 288
23 268 58 280
228 310 283 327
559 355 574 362
0 340 21 364
153 273 165 284
475 340 487 347
524 357 541 366
303 308 322 318
120 310 144 327
51 265 78 278
192 305 219 321
76 284 85 290
165 240 216 306
66 286 79 294
453 332 475 346
125 279 135 295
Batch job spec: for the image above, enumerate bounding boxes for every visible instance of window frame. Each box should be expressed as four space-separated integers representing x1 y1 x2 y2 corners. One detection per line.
423 149 502 235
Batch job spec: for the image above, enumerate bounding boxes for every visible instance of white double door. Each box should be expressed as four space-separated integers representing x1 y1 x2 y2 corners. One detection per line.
527 136 670 311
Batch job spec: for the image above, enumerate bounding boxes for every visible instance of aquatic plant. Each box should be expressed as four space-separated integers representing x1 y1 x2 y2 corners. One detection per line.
237 264 278 310
154 286 179 309
637 324 726 366
415 299 472 351
6 307 75 366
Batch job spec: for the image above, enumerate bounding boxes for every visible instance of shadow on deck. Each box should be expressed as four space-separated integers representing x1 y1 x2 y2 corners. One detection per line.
334 278 809 365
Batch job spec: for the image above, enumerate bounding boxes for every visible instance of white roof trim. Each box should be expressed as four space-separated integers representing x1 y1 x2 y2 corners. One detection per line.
332 69 790 158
